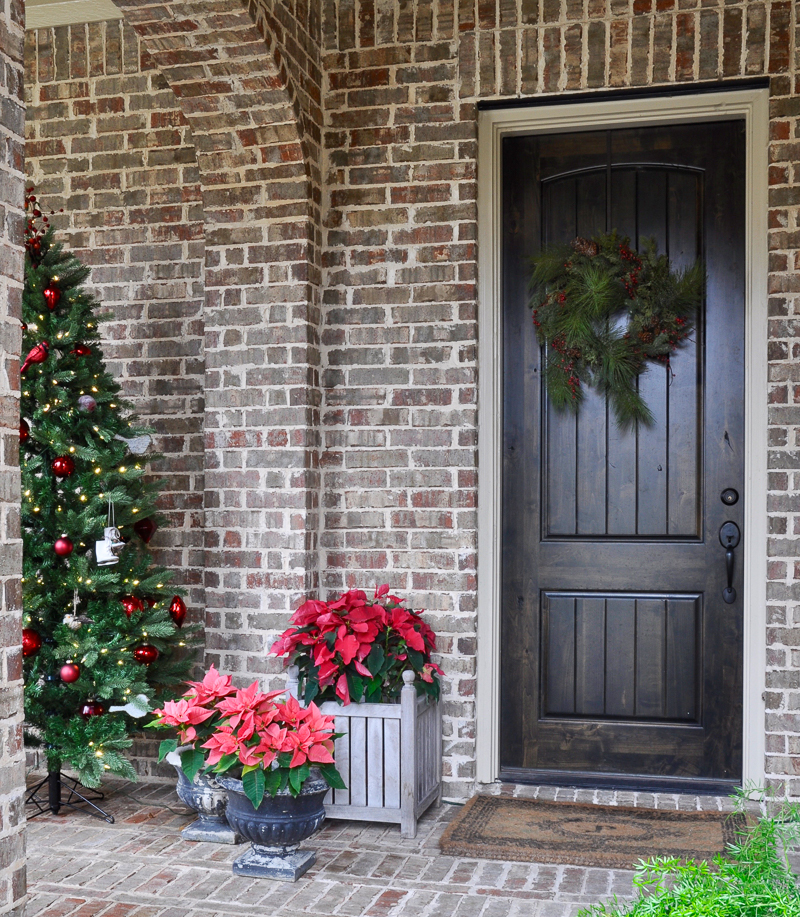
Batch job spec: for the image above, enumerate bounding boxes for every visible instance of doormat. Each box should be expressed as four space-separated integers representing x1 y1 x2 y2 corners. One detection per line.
439 795 747 869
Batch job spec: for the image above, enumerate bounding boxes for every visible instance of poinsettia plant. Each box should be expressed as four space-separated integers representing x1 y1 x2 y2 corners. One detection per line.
271 585 443 705
147 665 346 808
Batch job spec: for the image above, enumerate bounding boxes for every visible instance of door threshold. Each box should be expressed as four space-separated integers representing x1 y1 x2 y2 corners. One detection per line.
500 767 740 797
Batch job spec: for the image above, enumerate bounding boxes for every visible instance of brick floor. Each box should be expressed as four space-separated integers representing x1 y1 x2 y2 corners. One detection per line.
24 778 749 917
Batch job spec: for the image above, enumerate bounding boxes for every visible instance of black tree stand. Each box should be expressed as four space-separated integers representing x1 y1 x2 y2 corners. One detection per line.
26 768 115 823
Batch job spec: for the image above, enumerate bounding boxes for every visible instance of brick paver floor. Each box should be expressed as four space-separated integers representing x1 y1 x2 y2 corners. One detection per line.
24 777 744 917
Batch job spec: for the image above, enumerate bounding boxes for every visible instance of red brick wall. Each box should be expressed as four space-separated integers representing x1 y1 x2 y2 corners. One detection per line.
0 0 26 905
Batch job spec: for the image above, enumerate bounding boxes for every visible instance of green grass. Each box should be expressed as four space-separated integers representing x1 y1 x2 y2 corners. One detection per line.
579 793 800 917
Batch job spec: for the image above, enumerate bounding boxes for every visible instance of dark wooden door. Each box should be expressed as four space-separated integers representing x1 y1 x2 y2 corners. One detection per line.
501 122 745 791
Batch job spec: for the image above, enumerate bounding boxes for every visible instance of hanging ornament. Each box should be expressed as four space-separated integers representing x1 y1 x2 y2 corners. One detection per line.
108 694 150 718
54 536 74 557
43 284 61 311
79 700 105 718
63 590 92 630
77 394 97 413
133 517 157 543
51 455 75 477
22 628 42 657
114 433 152 455
20 420 29 443
133 644 159 665
96 499 125 566
168 596 187 628
70 344 91 357
59 662 80 683
121 596 145 618
20 341 50 375
145 597 157 608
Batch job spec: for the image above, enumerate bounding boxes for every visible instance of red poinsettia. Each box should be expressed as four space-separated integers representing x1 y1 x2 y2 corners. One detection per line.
149 666 345 808
271 585 443 705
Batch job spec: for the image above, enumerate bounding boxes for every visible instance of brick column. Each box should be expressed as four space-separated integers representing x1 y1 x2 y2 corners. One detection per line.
0 0 26 907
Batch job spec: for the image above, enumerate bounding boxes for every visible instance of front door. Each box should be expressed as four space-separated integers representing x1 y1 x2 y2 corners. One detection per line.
501 121 745 791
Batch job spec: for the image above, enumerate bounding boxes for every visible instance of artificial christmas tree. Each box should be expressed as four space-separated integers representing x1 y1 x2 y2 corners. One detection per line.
20 190 196 819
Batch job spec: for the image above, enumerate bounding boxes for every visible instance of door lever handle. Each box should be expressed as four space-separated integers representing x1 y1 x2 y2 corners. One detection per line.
719 521 741 604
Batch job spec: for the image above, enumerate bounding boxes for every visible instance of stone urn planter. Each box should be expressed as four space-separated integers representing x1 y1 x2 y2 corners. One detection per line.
218 773 328 881
168 748 242 844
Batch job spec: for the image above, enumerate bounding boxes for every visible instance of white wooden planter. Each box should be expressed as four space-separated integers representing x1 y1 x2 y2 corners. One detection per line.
287 667 442 837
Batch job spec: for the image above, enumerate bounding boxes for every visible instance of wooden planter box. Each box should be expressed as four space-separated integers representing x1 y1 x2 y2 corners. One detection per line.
287 667 442 837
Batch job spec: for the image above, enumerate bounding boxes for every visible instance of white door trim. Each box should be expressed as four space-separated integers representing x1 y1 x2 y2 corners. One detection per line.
476 88 770 787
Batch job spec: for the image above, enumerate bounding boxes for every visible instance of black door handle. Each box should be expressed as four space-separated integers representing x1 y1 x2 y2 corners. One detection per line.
719 521 741 604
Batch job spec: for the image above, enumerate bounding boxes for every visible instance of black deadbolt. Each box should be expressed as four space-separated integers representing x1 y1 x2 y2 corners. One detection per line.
721 488 739 506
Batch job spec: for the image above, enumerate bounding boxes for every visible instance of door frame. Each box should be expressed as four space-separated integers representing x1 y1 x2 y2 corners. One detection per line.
476 87 770 787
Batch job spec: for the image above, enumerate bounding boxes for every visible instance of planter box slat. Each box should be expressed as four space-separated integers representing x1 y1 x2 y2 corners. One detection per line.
288 668 441 837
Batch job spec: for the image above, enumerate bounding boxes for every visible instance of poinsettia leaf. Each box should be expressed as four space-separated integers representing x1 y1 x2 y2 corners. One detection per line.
242 768 266 809
303 675 320 705
323 630 337 649
346 672 364 703
365 679 382 702
213 753 239 774
318 762 347 790
289 762 310 796
365 643 384 675
181 748 206 783
264 767 283 797
277 751 293 768
407 648 424 670
157 738 177 763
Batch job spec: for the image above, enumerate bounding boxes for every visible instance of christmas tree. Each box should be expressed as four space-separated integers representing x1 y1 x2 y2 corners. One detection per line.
20 190 195 794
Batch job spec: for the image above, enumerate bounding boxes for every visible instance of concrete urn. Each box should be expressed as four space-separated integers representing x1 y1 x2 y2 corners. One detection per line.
172 759 243 845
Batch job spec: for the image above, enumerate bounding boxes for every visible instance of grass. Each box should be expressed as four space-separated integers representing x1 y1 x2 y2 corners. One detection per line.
579 792 800 917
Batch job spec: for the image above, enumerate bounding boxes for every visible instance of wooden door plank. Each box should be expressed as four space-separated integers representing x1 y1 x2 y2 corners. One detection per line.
576 387 608 535
575 595 606 715
605 597 636 717
665 597 699 721
546 402 578 535
635 598 666 717
545 594 576 715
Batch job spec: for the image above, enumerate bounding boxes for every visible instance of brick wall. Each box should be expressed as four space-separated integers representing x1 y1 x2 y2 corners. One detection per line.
0 0 26 906
24 21 206 624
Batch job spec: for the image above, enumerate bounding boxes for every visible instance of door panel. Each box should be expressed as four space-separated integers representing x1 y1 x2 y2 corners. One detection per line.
501 122 745 788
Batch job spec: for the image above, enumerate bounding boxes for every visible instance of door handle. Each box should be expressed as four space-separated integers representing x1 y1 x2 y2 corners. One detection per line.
719 521 741 604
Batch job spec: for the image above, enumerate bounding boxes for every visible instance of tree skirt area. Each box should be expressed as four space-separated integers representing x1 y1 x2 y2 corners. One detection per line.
439 795 746 869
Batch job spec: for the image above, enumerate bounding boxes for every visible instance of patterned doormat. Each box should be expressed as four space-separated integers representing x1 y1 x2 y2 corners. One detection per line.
439 795 746 869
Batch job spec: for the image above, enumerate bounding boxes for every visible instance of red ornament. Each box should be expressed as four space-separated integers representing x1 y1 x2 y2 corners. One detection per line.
21 341 50 375
77 395 97 413
133 644 159 665
22 628 42 657
60 662 80 683
168 596 187 629
51 455 75 477
54 536 73 557
133 517 157 544
43 284 61 310
79 700 105 718
20 420 29 443
70 344 91 357
121 596 145 618
145 597 157 608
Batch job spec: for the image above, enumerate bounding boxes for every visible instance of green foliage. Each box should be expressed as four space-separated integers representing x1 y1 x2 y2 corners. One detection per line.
578 797 800 917
529 232 704 428
21 203 199 786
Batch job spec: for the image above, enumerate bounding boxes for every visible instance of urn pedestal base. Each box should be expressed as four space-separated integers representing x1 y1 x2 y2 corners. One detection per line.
182 816 242 845
232 844 316 881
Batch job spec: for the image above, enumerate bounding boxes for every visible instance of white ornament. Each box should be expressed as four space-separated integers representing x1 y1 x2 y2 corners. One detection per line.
114 433 152 455
95 500 125 566
108 694 150 718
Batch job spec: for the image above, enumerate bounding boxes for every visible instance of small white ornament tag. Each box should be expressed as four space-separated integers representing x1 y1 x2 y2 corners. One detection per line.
114 433 152 455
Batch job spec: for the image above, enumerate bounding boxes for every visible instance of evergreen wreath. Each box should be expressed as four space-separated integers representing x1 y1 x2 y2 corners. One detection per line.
529 231 704 428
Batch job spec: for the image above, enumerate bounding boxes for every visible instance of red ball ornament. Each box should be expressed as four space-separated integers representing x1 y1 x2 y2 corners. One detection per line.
54 536 73 557
51 455 75 477
43 284 61 311
70 344 91 357
133 644 159 665
133 517 157 544
79 700 105 718
121 596 145 618
22 628 42 657
20 419 29 443
60 662 80 683
168 596 187 629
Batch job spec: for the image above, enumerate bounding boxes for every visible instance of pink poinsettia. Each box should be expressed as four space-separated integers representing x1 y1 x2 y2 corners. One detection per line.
270 584 443 705
151 697 215 743
184 664 236 705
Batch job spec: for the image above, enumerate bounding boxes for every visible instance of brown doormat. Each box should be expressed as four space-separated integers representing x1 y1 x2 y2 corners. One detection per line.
439 795 746 869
